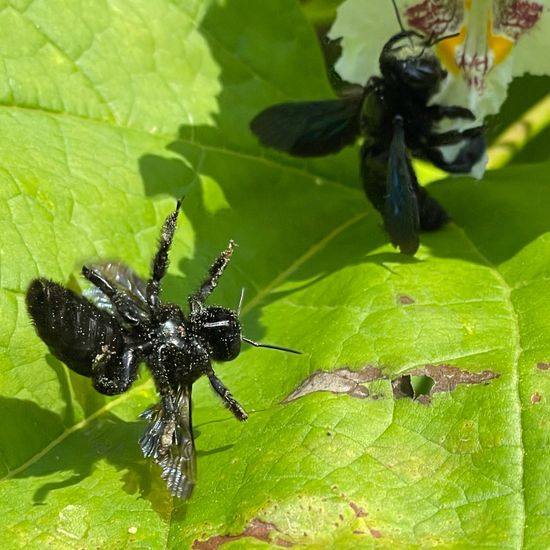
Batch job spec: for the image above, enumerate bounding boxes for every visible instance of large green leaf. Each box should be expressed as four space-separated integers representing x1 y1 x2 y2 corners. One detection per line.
1 1 549 548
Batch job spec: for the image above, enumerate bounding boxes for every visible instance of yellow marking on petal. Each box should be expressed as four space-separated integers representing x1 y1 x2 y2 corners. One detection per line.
436 27 466 74
487 17 514 64
436 6 515 78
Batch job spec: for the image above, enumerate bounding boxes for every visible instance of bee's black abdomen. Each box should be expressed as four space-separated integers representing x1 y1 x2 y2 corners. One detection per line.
417 188 449 231
26 278 124 377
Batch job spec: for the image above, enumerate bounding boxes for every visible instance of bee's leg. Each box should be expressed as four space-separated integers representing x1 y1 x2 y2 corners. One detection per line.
147 346 177 417
139 347 180 460
206 368 248 421
188 241 235 312
424 131 486 174
146 201 181 310
91 347 139 395
82 266 144 325
425 125 484 147
427 105 475 121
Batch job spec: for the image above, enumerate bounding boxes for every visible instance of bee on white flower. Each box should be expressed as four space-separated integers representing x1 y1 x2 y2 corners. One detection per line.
329 0 548 172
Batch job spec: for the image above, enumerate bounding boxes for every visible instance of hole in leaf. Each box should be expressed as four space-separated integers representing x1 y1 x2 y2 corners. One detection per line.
410 374 435 397
392 374 434 403
391 375 414 399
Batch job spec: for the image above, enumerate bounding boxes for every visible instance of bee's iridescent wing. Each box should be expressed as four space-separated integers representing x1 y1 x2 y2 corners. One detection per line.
83 262 150 324
384 116 420 255
139 385 196 499
250 88 364 157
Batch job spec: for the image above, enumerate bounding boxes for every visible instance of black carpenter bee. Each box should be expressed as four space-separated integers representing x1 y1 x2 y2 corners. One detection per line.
26 201 299 498
250 7 485 255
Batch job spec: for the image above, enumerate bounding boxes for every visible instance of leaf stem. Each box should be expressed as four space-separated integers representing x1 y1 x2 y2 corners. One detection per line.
487 93 550 170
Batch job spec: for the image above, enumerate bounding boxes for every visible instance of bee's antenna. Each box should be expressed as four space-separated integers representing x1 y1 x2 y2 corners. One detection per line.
426 0 459 46
430 31 460 47
419 30 459 60
242 337 302 355
237 287 246 316
391 0 406 33
391 0 415 49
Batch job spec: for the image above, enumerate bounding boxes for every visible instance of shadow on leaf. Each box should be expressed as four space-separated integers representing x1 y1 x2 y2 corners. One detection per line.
0 395 232 517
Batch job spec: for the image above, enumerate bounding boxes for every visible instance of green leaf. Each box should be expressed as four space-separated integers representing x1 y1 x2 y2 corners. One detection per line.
300 0 340 25
1 1 549 548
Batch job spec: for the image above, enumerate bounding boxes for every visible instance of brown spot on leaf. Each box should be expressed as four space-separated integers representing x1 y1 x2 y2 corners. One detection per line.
537 362 550 370
398 294 415 305
393 365 499 403
415 394 432 406
410 364 499 393
192 519 292 549
531 392 542 404
275 538 293 548
349 501 368 517
369 528 383 538
282 367 384 403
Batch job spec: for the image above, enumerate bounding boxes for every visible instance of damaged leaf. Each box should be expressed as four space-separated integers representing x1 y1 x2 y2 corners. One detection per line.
392 365 499 403
285 364 499 405
282 367 382 402
410 364 500 393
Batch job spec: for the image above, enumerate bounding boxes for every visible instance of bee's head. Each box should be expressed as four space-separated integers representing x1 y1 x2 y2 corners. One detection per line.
193 290 301 362
380 31 446 93
197 306 242 362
